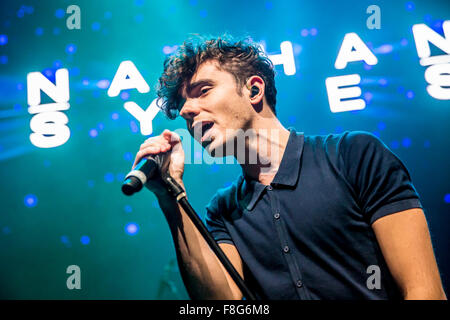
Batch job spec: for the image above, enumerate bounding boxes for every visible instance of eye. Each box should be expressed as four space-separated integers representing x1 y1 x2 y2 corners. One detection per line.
201 87 211 95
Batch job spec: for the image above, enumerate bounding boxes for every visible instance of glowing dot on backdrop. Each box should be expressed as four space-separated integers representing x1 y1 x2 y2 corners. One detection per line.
402 137 412 148
55 8 65 19
123 152 133 161
24 194 38 208
91 22 101 31
125 223 139 236
80 235 90 245
104 173 114 183
35 27 43 36
65 44 77 54
89 129 98 138
0 34 8 45
445 194 450 203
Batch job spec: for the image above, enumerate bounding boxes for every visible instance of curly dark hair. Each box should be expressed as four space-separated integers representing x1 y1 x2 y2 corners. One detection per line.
156 34 277 119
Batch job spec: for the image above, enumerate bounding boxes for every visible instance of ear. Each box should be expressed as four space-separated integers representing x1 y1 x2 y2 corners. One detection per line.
245 75 265 104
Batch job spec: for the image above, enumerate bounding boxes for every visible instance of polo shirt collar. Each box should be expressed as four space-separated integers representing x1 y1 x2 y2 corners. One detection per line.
237 128 304 211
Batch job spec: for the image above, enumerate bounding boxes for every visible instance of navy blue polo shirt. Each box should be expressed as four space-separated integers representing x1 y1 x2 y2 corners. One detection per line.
204 129 423 300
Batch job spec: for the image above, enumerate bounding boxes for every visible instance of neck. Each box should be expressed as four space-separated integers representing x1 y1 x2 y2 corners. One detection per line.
236 117 290 185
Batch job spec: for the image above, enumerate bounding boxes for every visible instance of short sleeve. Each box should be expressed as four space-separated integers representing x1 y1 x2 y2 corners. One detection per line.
204 194 234 245
339 131 423 224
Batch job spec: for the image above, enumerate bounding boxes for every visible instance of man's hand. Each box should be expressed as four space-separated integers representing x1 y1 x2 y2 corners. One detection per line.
132 129 185 197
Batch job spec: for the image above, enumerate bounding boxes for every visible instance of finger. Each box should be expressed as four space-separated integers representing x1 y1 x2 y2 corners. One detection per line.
162 130 181 144
133 146 161 168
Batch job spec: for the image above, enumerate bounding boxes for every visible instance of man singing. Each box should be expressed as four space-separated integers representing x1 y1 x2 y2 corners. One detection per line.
132 35 446 300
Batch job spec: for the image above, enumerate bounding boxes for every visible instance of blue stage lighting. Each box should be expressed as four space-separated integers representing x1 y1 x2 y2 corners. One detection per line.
130 121 139 133
55 8 65 19
92 22 101 31
0 35 7 45
116 173 125 182
377 44 393 54
111 112 119 120
24 194 37 207
53 60 63 68
123 152 133 161
89 129 98 138
378 78 388 87
35 27 43 36
124 205 132 213
66 44 77 54
0 55 8 64
406 2 415 11
406 90 415 99
364 92 373 104
444 194 450 204
402 137 412 148
120 91 130 101
104 173 114 183
125 223 139 235
60 235 72 247
43 68 53 77
80 235 90 245
96 79 110 89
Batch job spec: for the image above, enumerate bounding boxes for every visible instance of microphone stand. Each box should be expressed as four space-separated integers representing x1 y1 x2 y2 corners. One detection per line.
163 174 257 301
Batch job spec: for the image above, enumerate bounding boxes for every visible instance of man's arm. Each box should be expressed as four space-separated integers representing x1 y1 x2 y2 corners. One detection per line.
157 190 244 300
372 208 447 300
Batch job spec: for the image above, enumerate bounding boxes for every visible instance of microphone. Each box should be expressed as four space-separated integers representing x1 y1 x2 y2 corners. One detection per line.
121 153 167 196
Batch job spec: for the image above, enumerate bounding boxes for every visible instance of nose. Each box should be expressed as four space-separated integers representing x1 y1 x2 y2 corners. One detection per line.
179 99 200 121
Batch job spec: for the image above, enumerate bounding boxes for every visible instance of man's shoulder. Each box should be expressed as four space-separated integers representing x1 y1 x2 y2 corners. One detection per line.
303 130 384 155
304 130 379 146
205 175 242 215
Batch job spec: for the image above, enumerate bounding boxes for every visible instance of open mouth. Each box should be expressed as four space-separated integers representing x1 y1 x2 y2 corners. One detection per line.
192 120 214 140
201 121 214 137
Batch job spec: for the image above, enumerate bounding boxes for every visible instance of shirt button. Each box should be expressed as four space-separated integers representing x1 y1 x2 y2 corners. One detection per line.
296 280 303 288
274 212 280 219
283 245 290 253
267 185 273 191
